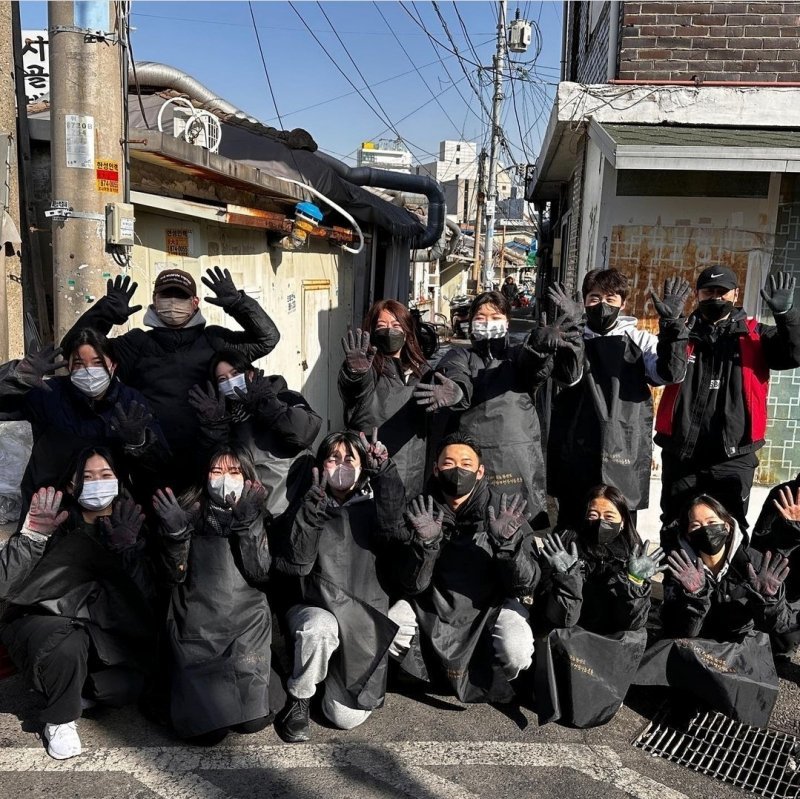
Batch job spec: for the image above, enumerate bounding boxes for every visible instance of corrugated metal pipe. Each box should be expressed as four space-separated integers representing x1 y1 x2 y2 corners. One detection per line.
411 217 462 262
314 151 446 249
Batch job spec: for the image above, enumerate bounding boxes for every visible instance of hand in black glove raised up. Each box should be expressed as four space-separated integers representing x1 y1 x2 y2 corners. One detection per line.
407 495 444 544
153 488 198 539
304 468 329 515
359 427 389 470
488 493 527 549
412 373 463 412
15 344 68 390
105 275 142 323
341 328 376 375
627 542 667 584
546 282 584 323
747 551 790 598
202 266 240 309
540 532 578 573
667 549 706 594
109 400 153 446
102 497 145 552
651 276 691 320
233 370 279 411
760 271 796 315
226 480 267 526
188 381 227 424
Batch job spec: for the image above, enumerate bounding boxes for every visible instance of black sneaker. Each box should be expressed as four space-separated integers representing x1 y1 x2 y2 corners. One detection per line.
275 696 311 743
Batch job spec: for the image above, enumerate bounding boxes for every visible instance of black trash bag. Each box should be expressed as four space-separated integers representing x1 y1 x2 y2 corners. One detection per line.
534 625 647 728
633 631 779 728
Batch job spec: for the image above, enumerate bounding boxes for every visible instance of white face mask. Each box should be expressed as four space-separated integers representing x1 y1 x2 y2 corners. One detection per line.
208 474 244 505
70 366 112 397
79 478 118 510
219 373 247 398
325 463 361 492
471 319 508 340
155 296 195 327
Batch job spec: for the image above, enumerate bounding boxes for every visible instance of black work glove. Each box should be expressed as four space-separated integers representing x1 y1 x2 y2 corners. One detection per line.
102 497 145 552
304 468 329 516
341 328 376 374
109 400 153 446
188 381 228 424
359 427 389 471
407 495 444 544
540 532 579 574
488 493 527 550
412 373 463 412
527 311 577 354
546 282 584 324
153 488 198 539
201 266 240 309
651 276 691 320
233 370 280 412
227 480 267 526
15 344 68 390
105 275 142 323
760 271 796 315
747 551 791 598
666 549 706 594
627 542 667 585
21 487 69 536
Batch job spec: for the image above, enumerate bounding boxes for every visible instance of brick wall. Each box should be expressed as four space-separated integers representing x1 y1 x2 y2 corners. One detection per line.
619 1 800 82
569 1 614 83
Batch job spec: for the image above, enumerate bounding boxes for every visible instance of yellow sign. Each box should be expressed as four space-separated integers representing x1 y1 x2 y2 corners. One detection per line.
165 229 190 256
95 159 119 193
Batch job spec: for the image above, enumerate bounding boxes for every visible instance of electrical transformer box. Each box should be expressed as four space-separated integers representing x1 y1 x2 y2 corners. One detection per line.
105 202 135 246
508 19 532 53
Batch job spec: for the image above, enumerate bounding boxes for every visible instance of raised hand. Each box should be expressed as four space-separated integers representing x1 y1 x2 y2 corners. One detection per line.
22 487 69 536
359 427 388 470
747 551 790 598
201 266 239 309
188 381 227 423
102 497 145 551
488 493 527 545
667 549 706 594
651 276 691 319
153 488 196 538
546 282 584 323
341 328 376 374
304 467 329 514
407 495 444 543
15 344 68 390
109 400 153 446
105 275 142 322
227 480 267 524
233 370 277 410
412 372 463 412
627 542 668 583
527 311 575 354
541 532 578 573
774 485 800 523
760 271 796 315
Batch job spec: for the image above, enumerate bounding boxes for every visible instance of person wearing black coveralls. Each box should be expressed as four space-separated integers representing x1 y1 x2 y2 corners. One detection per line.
751 477 800 656
534 484 666 727
546 270 690 531
152 447 273 745
0 447 155 760
388 433 538 704
428 291 579 530
187 349 322 521
272 430 407 743
61 268 280 491
636 494 791 727
656 267 800 536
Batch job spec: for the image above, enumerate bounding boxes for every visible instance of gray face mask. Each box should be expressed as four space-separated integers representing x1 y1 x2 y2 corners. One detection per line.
70 366 111 398
154 296 195 327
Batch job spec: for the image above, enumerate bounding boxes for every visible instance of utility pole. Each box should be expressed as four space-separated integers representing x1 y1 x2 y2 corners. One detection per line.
482 0 507 289
471 148 486 289
49 1 126 340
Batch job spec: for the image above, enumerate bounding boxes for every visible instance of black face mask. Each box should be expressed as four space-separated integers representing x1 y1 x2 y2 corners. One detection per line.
437 466 478 498
584 518 623 546
698 298 734 323
690 522 729 555
585 302 620 333
372 328 406 354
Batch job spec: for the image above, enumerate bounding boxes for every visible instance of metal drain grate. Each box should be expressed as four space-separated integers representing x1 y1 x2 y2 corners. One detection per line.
633 710 800 798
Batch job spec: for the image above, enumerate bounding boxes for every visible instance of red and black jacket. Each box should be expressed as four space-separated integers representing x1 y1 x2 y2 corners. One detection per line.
655 307 800 461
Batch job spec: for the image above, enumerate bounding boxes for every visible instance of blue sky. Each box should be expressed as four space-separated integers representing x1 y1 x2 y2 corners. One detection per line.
21 1 563 167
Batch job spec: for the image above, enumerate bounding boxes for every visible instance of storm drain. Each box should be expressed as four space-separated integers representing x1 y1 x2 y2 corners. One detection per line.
633 710 800 798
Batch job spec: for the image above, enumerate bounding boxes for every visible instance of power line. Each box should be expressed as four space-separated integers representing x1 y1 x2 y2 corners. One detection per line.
399 1 483 67
247 1 285 130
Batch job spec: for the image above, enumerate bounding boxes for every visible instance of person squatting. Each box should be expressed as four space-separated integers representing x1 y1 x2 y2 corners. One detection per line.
0 263 798 758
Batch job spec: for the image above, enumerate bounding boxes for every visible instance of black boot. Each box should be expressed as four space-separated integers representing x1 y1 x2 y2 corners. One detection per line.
275 696 311 743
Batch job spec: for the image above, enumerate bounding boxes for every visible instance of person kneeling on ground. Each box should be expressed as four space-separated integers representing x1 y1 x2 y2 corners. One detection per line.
635 494 791 727
533 485 666 727
389 432 539 704
272 430 406 743
0 447 156 759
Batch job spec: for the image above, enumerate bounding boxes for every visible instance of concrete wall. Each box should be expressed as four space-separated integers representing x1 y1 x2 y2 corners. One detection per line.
620 0 800 82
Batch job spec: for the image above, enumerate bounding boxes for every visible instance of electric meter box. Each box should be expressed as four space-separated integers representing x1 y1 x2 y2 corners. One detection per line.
106 203 135 246
508 19 532 53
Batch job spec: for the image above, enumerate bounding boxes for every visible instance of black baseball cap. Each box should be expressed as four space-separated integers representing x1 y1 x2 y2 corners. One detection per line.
696 265 738 291
153 268 196 296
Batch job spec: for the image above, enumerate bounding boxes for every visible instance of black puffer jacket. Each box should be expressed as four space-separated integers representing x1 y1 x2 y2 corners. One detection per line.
394 477 540 703
63 295 279 465
537 532 651 636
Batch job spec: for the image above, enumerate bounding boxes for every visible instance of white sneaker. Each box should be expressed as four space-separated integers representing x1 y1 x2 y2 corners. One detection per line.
43 721 82 759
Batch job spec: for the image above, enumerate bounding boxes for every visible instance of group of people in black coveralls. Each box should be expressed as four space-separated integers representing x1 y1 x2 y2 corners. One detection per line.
0 260 797 758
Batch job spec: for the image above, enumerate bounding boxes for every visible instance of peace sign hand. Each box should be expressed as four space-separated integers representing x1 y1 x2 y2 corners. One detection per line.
359 427 388 470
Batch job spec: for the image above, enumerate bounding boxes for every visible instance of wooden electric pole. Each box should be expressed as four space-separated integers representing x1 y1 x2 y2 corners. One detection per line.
49 1 126 340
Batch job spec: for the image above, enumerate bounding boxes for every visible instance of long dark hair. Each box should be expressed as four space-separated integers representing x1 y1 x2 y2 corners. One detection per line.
580 484 639 556
61 445 129 508
678 494 736 538
208 349 254 387
363 299 427 377
316 430 370 493
63 328 117 376
178 445 258 508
